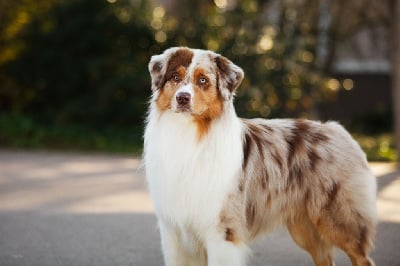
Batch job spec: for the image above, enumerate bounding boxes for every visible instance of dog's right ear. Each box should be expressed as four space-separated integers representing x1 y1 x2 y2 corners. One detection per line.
148 54 165 92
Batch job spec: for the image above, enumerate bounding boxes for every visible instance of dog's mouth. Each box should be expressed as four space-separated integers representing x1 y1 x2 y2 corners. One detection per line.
175 105 192 113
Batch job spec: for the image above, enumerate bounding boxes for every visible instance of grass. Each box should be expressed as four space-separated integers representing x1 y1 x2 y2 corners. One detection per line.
0 114 143 155
0 114 397 161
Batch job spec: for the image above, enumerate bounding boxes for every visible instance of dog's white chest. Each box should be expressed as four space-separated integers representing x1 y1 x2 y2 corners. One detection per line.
144 111 242 227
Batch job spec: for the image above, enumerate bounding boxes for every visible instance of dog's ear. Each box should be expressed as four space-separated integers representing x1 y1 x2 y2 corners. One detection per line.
215 55 244 100
148 54 165 92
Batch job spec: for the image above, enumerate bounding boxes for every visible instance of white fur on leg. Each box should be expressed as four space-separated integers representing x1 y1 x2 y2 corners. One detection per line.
159 222 207 266
206 238 248 266
159 223 187 266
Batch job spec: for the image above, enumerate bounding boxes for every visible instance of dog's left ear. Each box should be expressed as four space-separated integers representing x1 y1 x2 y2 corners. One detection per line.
215 55 244 100
148 54 165 92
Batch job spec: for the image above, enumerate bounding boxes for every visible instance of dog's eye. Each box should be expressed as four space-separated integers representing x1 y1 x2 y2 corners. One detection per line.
172 73 181 82
198 77 208 84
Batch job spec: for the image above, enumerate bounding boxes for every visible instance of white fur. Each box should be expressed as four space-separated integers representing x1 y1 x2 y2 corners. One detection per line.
144 99 247 265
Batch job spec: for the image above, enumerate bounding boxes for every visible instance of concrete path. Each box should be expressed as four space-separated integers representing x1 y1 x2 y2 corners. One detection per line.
0 150 399 266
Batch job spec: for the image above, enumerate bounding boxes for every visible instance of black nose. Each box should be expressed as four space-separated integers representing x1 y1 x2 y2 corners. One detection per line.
176 92 191 106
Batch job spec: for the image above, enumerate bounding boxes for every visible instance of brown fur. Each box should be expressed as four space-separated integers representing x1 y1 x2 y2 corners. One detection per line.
162 48 194 88
191 67 223 140
156 80 177 111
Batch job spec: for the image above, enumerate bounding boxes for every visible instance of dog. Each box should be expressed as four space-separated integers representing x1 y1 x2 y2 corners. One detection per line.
144 47 377 266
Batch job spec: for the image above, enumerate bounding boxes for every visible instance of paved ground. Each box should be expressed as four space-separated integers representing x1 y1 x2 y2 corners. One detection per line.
0 150 399 266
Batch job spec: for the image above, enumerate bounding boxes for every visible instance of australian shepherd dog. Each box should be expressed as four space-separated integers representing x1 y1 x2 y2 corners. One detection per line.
144 47 377 266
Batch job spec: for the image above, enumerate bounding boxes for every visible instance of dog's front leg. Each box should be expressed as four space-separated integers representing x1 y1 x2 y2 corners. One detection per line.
206 236 248 266
159 222 188 266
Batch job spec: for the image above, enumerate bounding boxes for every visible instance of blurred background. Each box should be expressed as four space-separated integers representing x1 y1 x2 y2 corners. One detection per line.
0 0 398 161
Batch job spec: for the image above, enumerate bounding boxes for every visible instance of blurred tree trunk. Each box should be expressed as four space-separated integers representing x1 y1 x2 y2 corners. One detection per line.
393 0 400 162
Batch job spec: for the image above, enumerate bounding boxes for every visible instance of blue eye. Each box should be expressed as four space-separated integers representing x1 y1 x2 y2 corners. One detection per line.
199 77 207 84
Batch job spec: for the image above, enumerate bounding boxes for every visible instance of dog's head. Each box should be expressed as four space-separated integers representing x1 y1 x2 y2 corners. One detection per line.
148 47 244 120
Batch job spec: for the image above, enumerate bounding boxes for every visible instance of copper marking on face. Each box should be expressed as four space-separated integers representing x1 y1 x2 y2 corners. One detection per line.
191 65 223 140
176 66 186 80
193 68 211 90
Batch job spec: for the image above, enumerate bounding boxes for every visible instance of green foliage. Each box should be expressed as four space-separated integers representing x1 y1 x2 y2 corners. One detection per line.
354 134 397 162
0 0 394 158
0 114 142 153
1 0 154 126
0 0 337 126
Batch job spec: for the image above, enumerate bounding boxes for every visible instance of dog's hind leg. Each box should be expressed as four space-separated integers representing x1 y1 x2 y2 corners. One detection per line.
309 179 376 266
313 217 375 266
314 216 375 266
287 213 335 266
